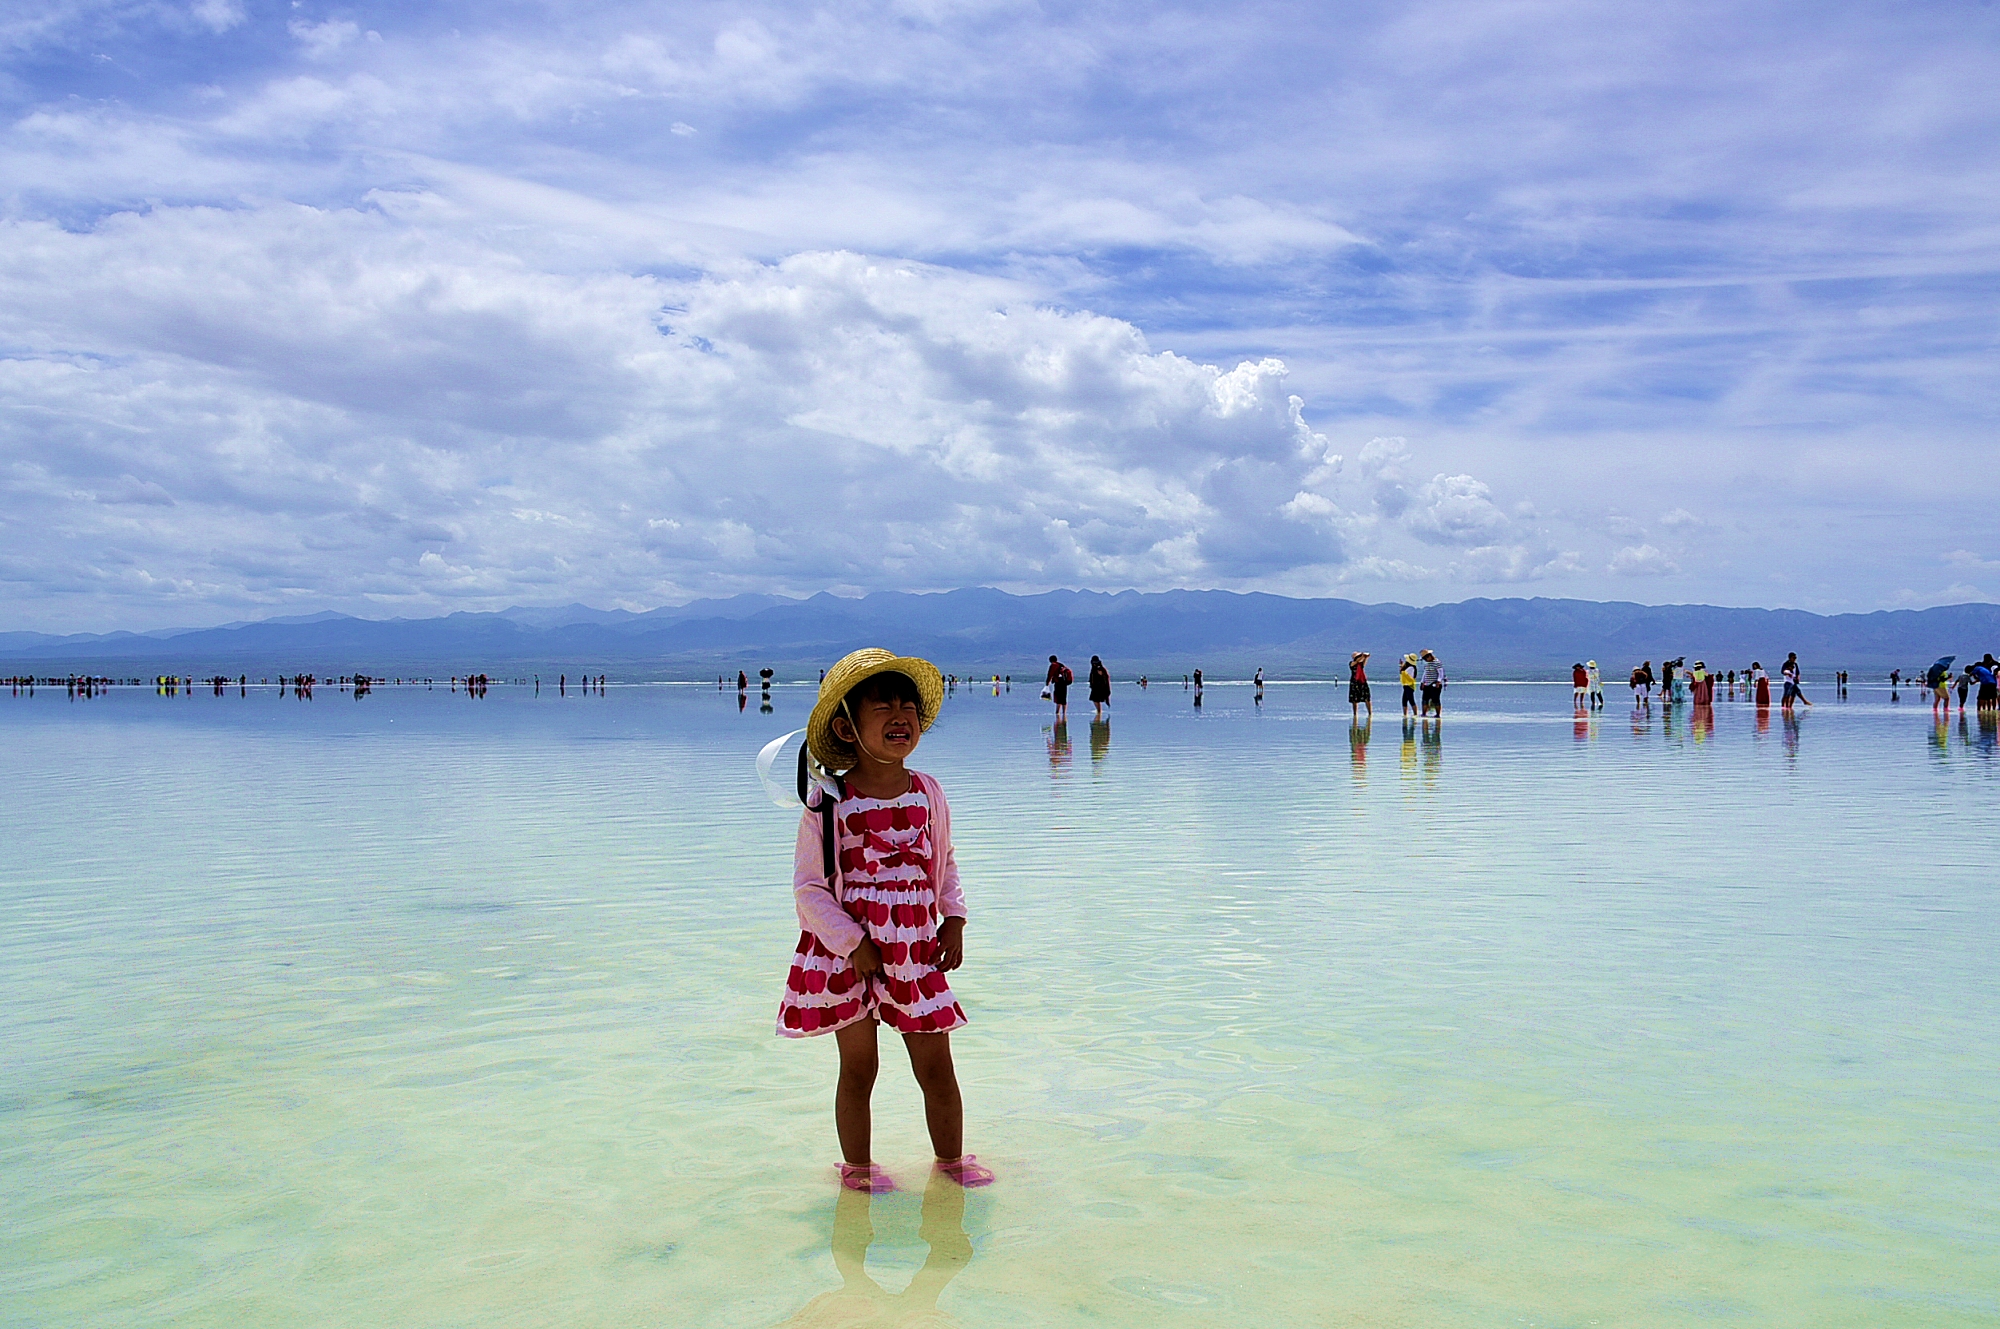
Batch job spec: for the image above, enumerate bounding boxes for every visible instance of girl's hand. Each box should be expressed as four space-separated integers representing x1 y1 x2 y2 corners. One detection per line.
850 937 883 978
933 918 965 972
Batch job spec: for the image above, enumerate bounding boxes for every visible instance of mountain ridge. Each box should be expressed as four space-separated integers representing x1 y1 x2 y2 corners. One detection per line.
6 590 1997 678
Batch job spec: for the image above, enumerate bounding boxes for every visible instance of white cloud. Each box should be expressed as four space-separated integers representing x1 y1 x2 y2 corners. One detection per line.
3 203 1498 625
1403 474 1513 548
190 0 243 33
288 18 360 60
1944 549 1999 572
1609 544 1680 577
3 0 1999 624
1338 555 1432 583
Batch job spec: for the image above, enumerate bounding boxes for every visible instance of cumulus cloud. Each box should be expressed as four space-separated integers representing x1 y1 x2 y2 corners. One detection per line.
1402 474 1514 548
0 203 1447 624
1610 544 1680 577
3 0 1998 625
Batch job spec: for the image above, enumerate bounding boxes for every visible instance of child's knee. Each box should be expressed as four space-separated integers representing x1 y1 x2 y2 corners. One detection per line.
838 1049 880 1087
908 1047 958 1095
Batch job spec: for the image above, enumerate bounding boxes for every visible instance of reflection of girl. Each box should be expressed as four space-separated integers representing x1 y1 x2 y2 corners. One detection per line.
775 1174 972 1329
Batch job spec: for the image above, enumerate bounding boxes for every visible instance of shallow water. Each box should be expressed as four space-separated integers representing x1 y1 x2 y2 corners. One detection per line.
3 679 1997 1328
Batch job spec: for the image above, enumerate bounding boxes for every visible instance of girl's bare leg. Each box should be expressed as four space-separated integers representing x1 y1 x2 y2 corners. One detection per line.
902 1032 964 1160
835 1020 880 1165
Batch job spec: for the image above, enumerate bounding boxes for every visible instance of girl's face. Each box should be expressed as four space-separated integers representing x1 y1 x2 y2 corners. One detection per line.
835 692 922 766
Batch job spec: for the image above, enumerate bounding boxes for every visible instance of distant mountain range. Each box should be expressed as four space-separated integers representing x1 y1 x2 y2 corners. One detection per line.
5 590 1997 679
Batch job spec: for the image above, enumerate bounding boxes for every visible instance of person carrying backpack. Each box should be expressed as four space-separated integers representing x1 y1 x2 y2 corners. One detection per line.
1044 655 1072 720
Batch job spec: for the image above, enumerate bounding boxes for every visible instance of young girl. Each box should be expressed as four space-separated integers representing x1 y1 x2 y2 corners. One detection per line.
778 647 994 1193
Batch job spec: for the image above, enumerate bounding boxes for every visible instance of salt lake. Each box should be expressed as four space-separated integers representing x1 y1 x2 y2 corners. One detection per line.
3 678 1996 1327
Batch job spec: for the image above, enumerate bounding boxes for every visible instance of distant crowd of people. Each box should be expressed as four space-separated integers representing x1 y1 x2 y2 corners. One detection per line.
1894 655 2000 713
1018 646 2000 727
1031 649 1457 722
1620 656 1825 710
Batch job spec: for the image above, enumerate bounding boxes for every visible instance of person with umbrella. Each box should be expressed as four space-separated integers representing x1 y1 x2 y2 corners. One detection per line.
1927 656 1956 715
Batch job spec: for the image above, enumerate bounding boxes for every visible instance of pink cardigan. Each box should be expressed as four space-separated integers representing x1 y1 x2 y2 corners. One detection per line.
792 770 966 957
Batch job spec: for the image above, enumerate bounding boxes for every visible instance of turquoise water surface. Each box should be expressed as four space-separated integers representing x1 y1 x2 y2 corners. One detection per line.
3 679 1997 1327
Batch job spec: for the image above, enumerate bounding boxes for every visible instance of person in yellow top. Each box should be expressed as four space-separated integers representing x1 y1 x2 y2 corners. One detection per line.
1399 654 1419 717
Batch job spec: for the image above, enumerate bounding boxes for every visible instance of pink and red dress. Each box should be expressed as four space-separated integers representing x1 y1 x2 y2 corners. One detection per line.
777 771 969 1038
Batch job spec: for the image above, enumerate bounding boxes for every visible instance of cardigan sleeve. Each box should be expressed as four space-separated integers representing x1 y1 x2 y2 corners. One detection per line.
920 773 968 921
793 791 867 957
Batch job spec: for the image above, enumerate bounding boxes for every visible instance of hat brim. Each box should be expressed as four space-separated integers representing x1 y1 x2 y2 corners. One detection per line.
807 648 945 771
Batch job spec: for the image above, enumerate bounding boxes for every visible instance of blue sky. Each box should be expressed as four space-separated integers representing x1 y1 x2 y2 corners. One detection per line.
3 0 1997 631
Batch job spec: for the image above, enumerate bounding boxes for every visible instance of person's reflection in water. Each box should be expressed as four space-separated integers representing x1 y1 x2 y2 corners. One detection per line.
1419 717 1442 787
1399 717 1416 785
761 696 774 714
1089 716 1110 766
777 1173 972 1328
740 692 749 713
1782 708 1801 762
1976 708 1998 760
1690 703 1712 742
1046 720 1071 775
1348 718 1369 784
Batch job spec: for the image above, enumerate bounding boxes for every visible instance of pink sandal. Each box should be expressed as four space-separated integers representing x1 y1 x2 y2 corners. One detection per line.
838 1162 896 1193
934 1155 995 1187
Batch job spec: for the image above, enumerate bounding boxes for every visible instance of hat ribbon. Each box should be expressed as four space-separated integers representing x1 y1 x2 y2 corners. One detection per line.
757 728 831 809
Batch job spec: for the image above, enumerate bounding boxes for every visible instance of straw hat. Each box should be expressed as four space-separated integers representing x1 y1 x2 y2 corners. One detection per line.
807 647 945 771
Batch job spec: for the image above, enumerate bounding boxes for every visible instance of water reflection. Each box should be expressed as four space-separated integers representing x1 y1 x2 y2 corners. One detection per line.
775 1175 972 1328
1400 717 1441 788
1089 718 1111 767
1348 719 1369 784
1046 721 1071 776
